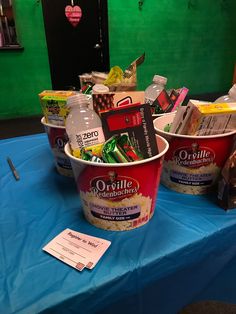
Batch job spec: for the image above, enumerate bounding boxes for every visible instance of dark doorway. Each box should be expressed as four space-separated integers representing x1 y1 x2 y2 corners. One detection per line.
41 0 110 90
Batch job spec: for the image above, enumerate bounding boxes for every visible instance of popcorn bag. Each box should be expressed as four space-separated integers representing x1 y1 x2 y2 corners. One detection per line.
64 135 169 231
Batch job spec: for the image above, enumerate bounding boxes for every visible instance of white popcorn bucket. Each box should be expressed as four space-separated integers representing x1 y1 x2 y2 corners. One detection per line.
41 117 73 177
64 135 169 231
154 112 235 195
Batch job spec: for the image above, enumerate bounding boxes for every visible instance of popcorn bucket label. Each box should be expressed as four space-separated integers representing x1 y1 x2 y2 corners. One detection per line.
46 126 73 174
78 159 163 231
161 137 233 194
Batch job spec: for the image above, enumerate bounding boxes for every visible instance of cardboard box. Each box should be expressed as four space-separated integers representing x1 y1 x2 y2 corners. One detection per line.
92 91 145 115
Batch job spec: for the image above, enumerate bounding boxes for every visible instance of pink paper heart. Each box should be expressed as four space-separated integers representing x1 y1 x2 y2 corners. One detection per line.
65 5 82 27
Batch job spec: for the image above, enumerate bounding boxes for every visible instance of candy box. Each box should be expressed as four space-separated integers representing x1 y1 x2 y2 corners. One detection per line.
100 103 158 159
39 90 77 126
92 91 145 115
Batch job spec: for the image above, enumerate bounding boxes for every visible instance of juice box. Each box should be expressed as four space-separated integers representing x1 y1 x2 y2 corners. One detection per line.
39 90 76 126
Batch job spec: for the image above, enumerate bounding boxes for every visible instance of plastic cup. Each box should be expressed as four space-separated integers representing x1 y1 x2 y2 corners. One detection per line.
64 135 169 231
154 112 236 195
41 117 73 177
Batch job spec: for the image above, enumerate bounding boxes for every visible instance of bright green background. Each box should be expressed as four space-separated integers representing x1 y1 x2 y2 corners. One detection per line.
0 0 236 119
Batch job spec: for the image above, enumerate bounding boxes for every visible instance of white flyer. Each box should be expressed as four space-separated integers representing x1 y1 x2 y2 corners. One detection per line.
43 228 111 271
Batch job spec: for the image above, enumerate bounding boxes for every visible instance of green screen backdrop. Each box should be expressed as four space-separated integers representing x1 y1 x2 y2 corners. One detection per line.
0 0 236 119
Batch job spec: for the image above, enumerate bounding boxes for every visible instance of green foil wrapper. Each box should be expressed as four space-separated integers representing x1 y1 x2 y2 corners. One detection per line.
102 136 130 163
117 134 143 161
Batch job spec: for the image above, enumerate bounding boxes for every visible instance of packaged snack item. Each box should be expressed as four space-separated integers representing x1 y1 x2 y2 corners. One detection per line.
218 140 236 210
173 100 236 135
92 91 145 115
170 87 189 112
102 134 143 163
102 136 130 163
100 103 158 159
80 143 104 162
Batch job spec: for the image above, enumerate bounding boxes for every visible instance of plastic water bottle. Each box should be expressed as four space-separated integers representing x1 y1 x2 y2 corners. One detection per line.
144 75 168 106
214 84 236 103
65 93 105 158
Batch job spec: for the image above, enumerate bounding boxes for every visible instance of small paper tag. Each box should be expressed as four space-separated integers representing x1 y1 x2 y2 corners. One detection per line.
43 228 111 271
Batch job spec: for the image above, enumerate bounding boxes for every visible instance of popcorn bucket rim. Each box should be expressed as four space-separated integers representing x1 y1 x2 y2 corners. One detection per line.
64 134 169 168
154 112 236 139
41 116 66 129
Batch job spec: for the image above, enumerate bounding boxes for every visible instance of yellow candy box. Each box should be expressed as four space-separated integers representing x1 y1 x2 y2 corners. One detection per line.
39 90 76 126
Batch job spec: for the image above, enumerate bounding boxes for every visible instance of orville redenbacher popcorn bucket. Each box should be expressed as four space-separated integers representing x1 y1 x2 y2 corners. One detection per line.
154 112 236 195
41 117 73 177
64 135 169 231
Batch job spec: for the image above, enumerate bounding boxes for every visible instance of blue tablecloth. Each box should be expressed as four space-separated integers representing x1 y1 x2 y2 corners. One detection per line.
1 133 236 314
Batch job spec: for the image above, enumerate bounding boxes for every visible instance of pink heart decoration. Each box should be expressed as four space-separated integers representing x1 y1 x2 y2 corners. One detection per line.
65 5 82 27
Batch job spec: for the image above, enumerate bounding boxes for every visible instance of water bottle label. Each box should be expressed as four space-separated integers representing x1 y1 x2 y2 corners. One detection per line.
70 127 105 157
144 97 155 106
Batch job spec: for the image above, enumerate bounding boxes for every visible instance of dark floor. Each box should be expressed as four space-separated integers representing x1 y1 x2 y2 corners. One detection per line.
0 115 44 139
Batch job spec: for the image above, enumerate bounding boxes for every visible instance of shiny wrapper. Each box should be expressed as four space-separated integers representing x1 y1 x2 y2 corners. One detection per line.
117 134 143 161
81 143 104 163
102 136 130 163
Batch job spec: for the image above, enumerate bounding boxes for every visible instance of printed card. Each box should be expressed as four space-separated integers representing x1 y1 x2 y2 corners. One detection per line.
43 228 111 271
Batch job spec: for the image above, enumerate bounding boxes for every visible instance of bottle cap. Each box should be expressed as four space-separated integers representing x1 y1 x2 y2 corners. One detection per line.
229 84 236 100
66 93 88 108
153 75 167 85
92 84 110 94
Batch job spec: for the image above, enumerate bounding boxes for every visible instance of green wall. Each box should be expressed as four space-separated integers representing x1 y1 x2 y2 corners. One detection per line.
0 1 51 119
0 0 236 119
108 0 236 92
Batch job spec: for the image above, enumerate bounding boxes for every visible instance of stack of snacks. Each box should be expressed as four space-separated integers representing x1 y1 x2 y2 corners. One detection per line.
66 100 158 164
170 100 236 135
100 103 158 159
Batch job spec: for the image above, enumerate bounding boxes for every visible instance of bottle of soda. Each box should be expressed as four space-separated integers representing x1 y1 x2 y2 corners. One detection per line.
66 93 105 158
215 84 236 103
144 75 167 106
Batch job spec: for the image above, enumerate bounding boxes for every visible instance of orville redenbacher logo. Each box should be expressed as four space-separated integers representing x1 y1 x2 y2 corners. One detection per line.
90 171 139 200
174 143 215 168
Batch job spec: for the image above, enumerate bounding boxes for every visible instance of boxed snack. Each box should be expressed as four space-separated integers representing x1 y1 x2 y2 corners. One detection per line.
92 91 145 115
100 103 158 159
174 100 236 135
218 140 236 210
39 90 77 126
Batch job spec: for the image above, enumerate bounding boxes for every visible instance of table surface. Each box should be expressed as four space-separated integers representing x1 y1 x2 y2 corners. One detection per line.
1 133 236 314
